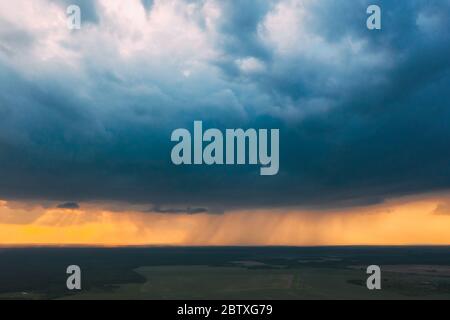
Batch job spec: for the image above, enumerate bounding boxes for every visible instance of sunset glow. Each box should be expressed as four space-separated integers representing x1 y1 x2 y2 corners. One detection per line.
1 194 450 246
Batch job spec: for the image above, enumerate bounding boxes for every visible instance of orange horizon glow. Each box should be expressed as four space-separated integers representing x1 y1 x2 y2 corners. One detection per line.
1 193 450 247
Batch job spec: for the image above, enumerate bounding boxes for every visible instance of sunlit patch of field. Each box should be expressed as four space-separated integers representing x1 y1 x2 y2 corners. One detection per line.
381 265 450 277
59 265 448 300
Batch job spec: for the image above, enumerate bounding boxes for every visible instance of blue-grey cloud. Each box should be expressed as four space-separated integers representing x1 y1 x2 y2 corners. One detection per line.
57 202 80 209
140 0 154 12
150 205 209 215
0 0 449 211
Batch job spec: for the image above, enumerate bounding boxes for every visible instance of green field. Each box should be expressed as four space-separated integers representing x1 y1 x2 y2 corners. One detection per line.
1 247 450 300
62 265 450 300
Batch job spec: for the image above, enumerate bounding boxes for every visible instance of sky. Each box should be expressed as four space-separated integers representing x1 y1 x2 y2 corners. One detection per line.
0 0 449 245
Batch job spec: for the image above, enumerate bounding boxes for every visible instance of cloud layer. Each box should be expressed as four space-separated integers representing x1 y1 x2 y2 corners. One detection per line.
2 195 450 246
0 0 449 211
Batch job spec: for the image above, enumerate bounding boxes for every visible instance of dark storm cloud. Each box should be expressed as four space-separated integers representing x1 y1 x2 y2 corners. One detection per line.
150 206 209 215
0 0 449 211
57 202 80 209
211 0 274 74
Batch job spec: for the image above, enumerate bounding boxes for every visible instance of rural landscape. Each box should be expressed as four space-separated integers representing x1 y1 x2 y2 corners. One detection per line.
1 246 450 300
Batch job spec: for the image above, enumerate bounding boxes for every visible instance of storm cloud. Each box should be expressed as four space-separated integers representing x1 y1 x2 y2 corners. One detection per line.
0 0 449 211
57 202 80 210
150 206 210 215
